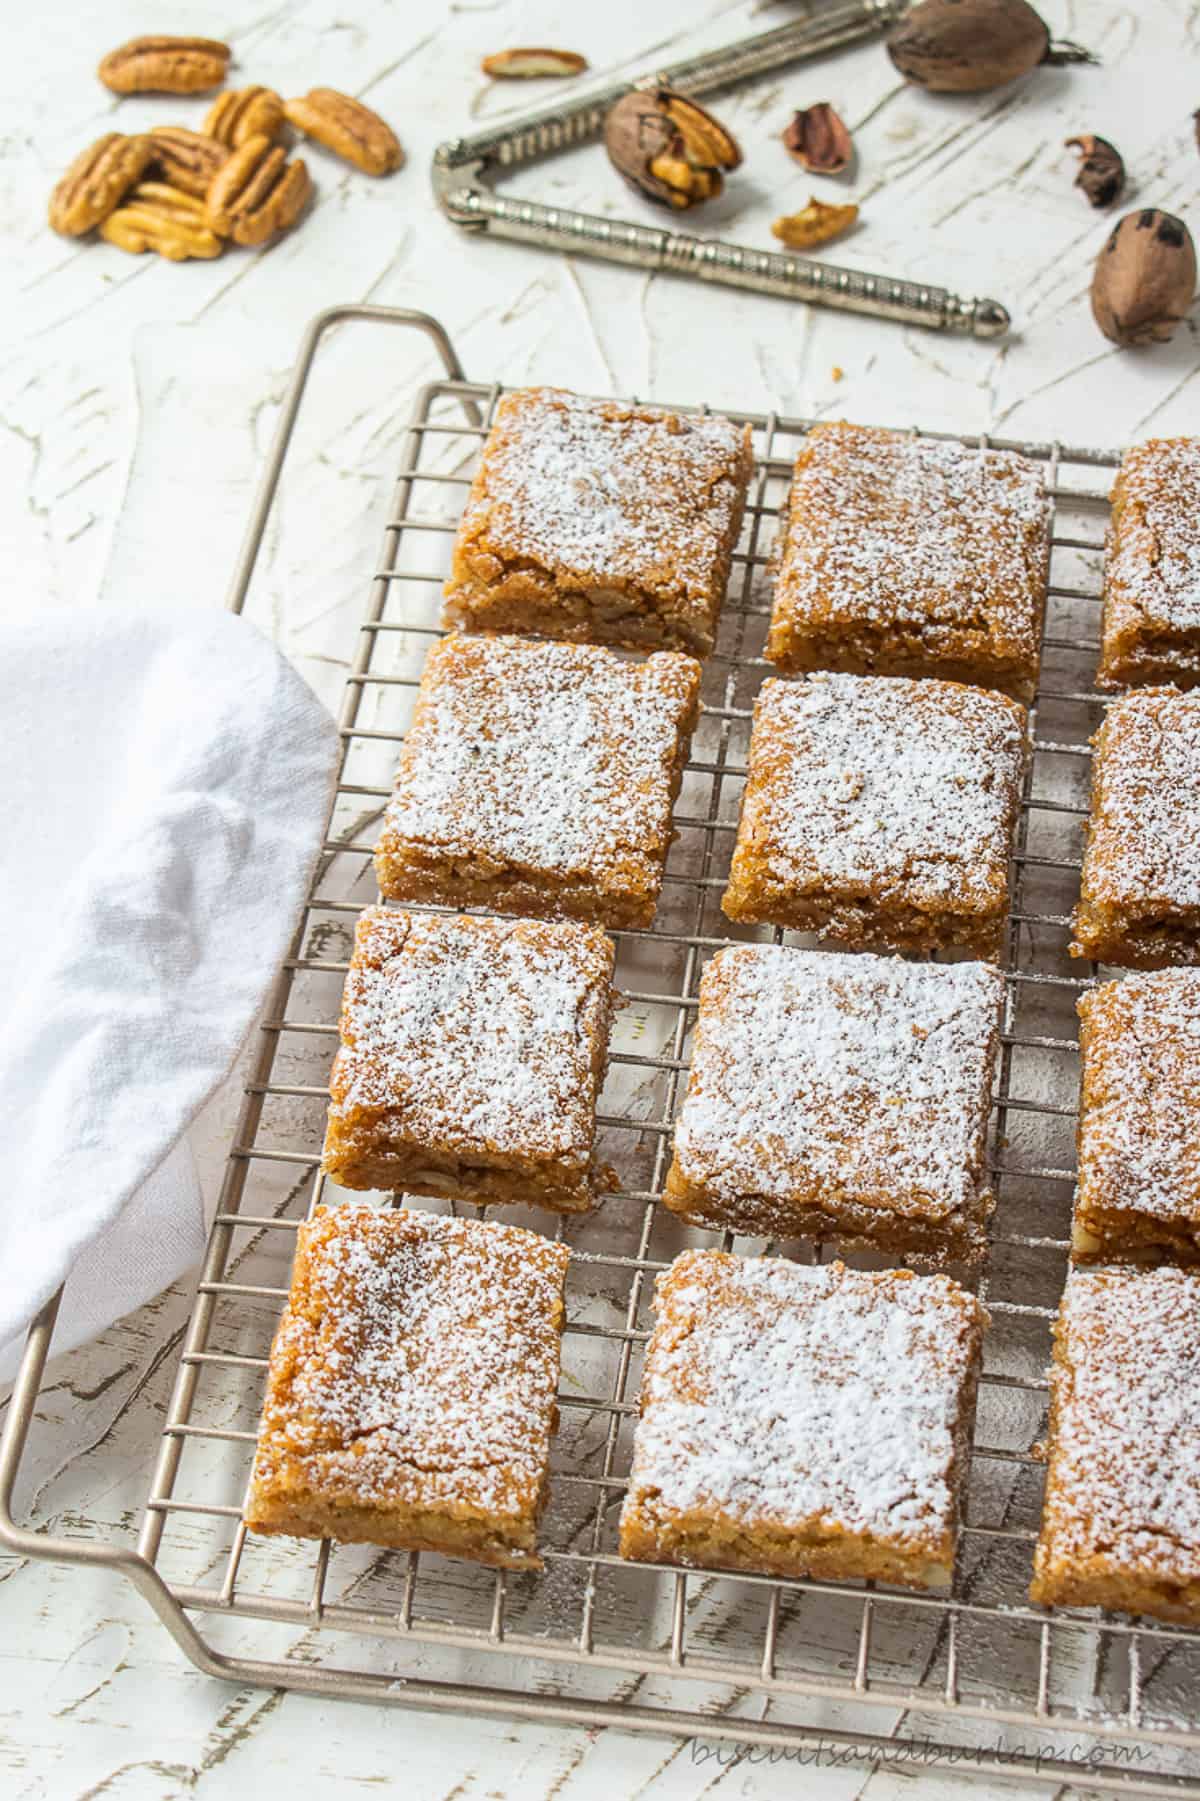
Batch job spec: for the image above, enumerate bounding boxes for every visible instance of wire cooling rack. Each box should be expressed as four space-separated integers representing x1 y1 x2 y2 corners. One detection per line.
4 305 1200 1795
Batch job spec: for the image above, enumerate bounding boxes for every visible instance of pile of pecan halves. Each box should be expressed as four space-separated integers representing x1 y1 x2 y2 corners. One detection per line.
49 34 403 261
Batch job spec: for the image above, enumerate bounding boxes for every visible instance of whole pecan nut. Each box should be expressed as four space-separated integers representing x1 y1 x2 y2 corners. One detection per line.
204 85 288 149
49 132 155 236
99 182 224 260
146 127 229 199
98 35 231 95
206 136 312 245
283 88 403 176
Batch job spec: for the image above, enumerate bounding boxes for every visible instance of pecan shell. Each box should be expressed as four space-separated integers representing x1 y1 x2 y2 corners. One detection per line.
48 132 155 237
98 34 231 95
206 136 312 245
146 127 229 199
204 86 288 149
604 87 741 211
283 89 403 176
782 103 853 176
99 182 224 260
1065 134 1125 209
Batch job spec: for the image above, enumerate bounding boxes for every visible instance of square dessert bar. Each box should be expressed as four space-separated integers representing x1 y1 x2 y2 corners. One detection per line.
1031 1265 1200 1623
1073 969 1200 1265
374 634 701 931
442 387 753 657
322 907 615 1213
245 1204 570 1568
722 672 1028 959
766 422 1051 702
664 945 1003 1265
1099 437 1200 689
1071 687 1200 968
620 1252 987 1588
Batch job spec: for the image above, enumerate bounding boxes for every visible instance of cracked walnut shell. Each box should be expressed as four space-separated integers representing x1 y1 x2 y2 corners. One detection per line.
48 132 155 237
206 135 312 246
204 86 288 149
99 182 224 260
98 34 231 95
146 127 229 199
283 89 404 176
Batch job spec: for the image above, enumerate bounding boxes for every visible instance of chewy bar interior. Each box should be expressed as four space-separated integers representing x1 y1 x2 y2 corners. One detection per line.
620 1252 987 1589
245 1204 570 1569
443 385 754 656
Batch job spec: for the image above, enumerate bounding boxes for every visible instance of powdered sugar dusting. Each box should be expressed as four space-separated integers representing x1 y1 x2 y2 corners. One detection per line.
456 387 751 603
1041 1267 1200 1580
736 673 1027 906
328 908 611 1163
674 945 1002 1221
378 634 699 886
252 1205 569 1517
1107 437 1200 633
772 422 1050 647
1082 688 1200 912
623 1253 984 1547
1078 969 1200 1227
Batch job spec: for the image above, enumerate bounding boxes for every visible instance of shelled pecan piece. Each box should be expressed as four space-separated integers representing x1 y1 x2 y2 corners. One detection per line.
146 127 229 199
98 34 231 95
206 135 312 245
204 85 287 149
48 132 155 236
99 182 224 259
283 88 403 175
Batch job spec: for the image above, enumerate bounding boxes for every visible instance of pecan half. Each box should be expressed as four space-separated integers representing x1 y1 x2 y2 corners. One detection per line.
97 35 230 95
206 136 312 245
48 132 155 237
99 182 224 260
782 104 853 176
146 127 229 199
481 47 588 78
604 87 741 210
771 198 859 250
204 85 288 149
283 89 403 176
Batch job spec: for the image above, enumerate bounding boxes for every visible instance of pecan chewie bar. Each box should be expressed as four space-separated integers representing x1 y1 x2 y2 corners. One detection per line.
443 387 753 657
1099 437 1200 689
620 1252 986 1588
246 1204 570 1568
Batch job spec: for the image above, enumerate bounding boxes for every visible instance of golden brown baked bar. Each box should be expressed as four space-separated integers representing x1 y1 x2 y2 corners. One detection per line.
443 387 753 656
245 1204 570 1568
1099 438 1200 689
1071 687 1200 968
322 907 614 1212
620 1251 987 1588
374 634 701 930
1073 969 1200 1265
1031 1265 1200 1623
766 422 1051 702
663 945 1003 1265
722 672 1027 959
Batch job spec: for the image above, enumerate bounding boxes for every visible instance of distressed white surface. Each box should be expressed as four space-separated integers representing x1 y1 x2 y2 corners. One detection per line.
3 0 1199 1794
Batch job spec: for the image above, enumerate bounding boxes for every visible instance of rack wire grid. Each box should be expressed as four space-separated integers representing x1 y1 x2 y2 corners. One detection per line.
5 306 1200 1795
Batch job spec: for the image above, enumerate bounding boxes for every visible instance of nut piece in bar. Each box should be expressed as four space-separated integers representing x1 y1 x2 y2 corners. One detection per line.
443 386 752 657
322 907 615 1213
246 1203 570 1569
1031 1266 1200 1623
620 1252 987 1588
663 944 1002 1266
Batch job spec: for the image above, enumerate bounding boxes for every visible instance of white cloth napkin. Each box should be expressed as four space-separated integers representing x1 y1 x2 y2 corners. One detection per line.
0 605 339 1379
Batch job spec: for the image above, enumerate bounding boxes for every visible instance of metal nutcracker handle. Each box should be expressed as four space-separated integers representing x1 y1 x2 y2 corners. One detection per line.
432 0 1011 339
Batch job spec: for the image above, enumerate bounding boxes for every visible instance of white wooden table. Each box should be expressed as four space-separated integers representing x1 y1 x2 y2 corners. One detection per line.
4 1 1198 1794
